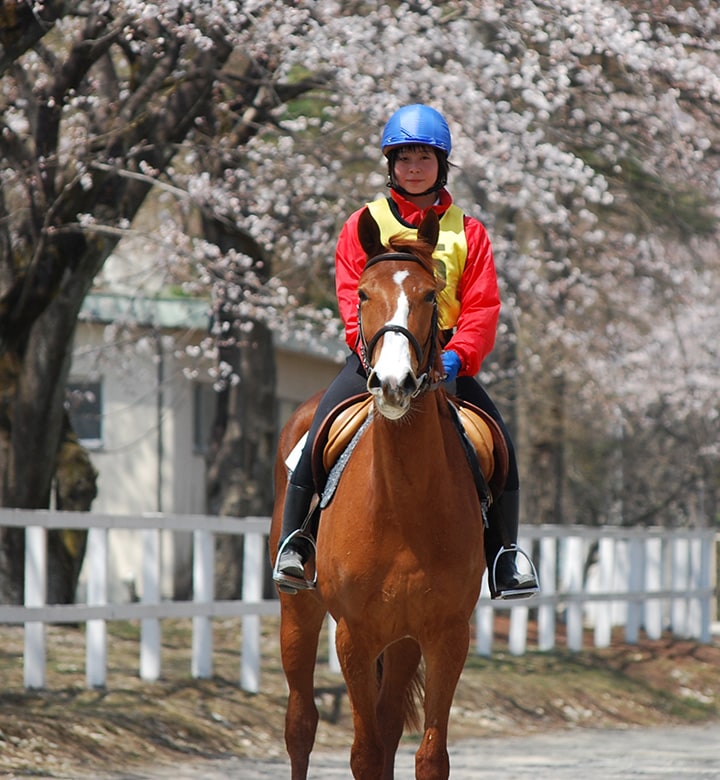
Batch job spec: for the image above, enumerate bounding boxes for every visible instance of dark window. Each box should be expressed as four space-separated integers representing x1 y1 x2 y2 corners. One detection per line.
65 381 103 448
193 382 216 454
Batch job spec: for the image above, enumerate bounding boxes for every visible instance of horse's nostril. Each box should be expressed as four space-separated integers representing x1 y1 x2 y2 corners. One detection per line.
401 373 420 394
367 370 382 391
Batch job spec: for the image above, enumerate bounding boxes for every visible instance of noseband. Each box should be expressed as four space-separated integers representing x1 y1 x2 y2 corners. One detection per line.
357 251 440 394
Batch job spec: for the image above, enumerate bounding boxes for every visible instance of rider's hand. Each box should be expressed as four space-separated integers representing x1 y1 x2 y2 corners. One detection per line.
441 350 462 383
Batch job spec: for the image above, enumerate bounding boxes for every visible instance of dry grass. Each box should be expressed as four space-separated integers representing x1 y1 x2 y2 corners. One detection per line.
1 616 718 778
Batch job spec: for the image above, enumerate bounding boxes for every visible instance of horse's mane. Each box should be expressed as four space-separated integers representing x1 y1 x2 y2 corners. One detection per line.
385 233 438 278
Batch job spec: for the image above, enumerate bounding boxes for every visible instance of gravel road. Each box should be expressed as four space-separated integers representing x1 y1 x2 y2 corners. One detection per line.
96 723 719 779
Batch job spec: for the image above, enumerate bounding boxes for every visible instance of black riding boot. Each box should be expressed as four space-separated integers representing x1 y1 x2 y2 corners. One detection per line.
484 489 539 600
273 484 317 594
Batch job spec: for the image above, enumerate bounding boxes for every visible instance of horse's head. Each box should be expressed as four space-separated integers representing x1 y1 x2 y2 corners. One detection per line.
356 207 445 420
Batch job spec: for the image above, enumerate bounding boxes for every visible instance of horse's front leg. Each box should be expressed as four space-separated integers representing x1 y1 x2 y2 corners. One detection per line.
415 620 471 780
334 619 386 780
279 593 326 780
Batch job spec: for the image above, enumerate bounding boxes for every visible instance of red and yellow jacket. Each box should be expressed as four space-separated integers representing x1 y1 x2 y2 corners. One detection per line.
334 188 500 377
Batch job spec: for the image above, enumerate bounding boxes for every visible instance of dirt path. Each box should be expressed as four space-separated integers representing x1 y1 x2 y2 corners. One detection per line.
2 621 719 779
94 723 720 779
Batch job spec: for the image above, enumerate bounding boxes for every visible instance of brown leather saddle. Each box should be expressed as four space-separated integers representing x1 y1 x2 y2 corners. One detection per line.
310 393 509 500
455 398 509 500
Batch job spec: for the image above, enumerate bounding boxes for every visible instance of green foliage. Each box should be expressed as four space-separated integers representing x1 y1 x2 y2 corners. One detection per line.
617 155 716 236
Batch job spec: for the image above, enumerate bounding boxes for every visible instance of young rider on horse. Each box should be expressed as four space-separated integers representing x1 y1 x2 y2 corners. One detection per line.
274 104 539 600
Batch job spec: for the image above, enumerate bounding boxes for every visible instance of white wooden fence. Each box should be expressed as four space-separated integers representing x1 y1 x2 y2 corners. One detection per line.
0 509 277 691
482 524 717 657
0 509 717 692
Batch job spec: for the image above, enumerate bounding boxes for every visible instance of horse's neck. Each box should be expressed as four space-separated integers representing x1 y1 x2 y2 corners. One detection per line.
371 392 449 472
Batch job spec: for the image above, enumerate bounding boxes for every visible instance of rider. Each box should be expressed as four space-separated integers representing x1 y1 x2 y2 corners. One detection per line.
274 104 538 600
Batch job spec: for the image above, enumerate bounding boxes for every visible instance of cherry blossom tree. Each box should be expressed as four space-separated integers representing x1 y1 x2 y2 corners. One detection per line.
2 0 719 602
0 0 325 601
215 0 720 527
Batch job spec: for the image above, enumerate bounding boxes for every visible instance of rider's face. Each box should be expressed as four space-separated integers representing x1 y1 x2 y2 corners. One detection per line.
392 146 439 195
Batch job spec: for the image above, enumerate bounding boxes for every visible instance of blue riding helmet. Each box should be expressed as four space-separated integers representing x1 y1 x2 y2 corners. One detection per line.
381 104 452 157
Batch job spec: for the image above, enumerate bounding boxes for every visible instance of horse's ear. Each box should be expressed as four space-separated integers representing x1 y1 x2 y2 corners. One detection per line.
417 209 440 250
357 207 385 259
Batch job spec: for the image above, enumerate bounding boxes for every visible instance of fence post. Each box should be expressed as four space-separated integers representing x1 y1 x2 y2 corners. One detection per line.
594 537 615 648
86 527 108 688
612 539 629 628
327 615 341 673
564 536 584 652
688 536 712 642
699 535 714 644
241 532 263 693
538 535 556 651
192 529 214 679
475 575 493 657
508 534 531 655
644 536 663 639
625 537 644 643
140 528 161 681
24 526 46 689
671 537 690 638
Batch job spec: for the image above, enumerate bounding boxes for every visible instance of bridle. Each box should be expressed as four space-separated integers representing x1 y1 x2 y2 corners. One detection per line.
356 251 441 395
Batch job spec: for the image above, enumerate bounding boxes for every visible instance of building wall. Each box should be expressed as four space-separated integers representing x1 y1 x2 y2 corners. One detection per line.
275 347 341 428
71 319 343 601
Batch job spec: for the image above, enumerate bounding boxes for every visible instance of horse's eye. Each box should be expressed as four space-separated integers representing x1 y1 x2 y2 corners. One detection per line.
424 291 436 303
358 289 369 303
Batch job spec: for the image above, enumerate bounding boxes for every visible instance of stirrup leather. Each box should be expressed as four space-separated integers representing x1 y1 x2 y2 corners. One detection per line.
490 544 540 601
273 530 318 594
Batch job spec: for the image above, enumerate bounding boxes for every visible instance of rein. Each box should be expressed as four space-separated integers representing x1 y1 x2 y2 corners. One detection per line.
357 251 441 394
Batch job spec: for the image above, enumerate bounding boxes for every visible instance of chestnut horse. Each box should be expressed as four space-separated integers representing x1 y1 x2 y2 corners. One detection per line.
269 208 487 779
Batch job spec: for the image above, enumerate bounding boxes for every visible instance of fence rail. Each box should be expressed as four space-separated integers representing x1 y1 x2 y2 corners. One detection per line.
1 509 717 692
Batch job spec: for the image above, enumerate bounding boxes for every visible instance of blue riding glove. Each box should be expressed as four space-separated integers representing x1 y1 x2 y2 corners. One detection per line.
441 350 462 383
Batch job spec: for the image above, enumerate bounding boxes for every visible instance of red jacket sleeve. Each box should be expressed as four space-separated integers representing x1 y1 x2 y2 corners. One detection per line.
444 216 500 377
334 208 367 353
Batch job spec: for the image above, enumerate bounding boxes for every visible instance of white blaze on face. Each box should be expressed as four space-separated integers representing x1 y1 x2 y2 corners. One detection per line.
372 270 412 384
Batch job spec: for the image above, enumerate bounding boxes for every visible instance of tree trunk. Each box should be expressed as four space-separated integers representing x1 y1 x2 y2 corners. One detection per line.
205 320 277 599
47 418 98 604
0 8 237 603
202 218 278 600
1 6 321 604
0 275 99 603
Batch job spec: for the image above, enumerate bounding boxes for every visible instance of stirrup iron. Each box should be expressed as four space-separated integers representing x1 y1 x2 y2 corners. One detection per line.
273 529 318 594
490 543 540 601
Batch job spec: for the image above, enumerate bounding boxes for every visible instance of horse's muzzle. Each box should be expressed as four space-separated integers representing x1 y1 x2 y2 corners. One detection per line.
366 368 420 420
